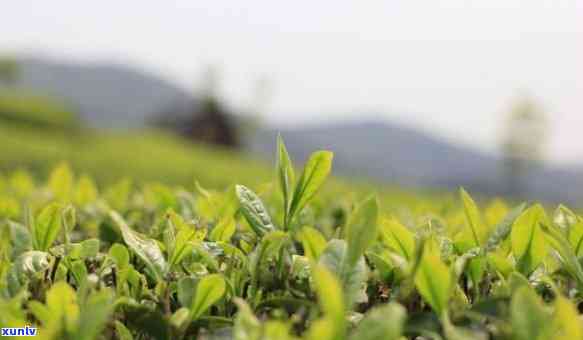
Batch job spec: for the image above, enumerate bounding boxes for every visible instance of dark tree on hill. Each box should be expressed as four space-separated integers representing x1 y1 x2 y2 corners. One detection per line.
154 66 239 148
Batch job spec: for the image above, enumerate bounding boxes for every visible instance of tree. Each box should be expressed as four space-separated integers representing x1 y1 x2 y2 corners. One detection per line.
500 94 547 196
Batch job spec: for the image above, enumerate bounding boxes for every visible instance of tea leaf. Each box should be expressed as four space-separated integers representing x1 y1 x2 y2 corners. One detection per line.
551 296 583 340
415 239 451 317
33 203 63 251
380 217 415 261
110 211 168 280
233 298 262 340
114 321 134 340
74 174 98 206
210 216 236 243
510 286 548 340
277 135 295 226
345 195 379 266
190 274 226 320
236 185 275 237
484 203 526 253
540 223 583 286
311 265 345 339
177 276 197 308
460 188 486 246
511 204 548 274
297 226 327 261
319 239 368 307
49 162 74 202
288 151 333 224
349 302 406 340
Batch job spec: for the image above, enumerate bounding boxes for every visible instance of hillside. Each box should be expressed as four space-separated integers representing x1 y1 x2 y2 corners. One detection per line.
0 122 270 188
6 57 583 204
11 57 194 128
250 120 583 204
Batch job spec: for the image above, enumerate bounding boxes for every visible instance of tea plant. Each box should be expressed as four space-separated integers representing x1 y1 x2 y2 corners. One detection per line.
1 137 583 339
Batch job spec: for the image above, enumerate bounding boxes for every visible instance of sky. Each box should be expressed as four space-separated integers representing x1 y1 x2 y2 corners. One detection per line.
1 1 582 164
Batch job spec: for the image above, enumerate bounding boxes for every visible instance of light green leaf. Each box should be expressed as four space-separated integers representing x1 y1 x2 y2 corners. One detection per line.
380 217 415 261
319 239 368 308
104 178 132 211
233 298 262 340
511 286 549 340
110 211 168 280
345 195 379 266
177 276 197 308
277 135 295 226
297 226 327 261
460 188 486 246
551 296 583 340
45 281 80 334
49 162 74 202
483 203 526 253
349 302 406 340
76 289 114 340
288 150 333 224
236 185 275 237
34 203 63 251
250 231 290 284
414 239 451 317
108 243 130 269
511 204 548 274
311 265 345 340
74 174 98 206
210 216 236 243
568 221 583 257
115 320 134 340
540 223 583 286
190 274 226 320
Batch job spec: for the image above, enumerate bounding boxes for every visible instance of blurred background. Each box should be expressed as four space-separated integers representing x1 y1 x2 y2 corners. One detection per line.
0 1 581 203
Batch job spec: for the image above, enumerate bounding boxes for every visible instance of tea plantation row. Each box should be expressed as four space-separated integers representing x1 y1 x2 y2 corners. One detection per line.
1 137 582 339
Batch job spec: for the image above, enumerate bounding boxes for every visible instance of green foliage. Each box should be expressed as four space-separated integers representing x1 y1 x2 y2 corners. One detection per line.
511 204 548 275
415 239 451 317
0 137 582 340
350 303 406 340
33 203 63 251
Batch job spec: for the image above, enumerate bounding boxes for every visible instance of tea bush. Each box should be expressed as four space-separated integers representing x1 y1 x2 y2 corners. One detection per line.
1 136 582 339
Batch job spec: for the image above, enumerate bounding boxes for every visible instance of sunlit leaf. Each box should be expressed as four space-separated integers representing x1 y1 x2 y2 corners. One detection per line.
511 204 548 275
190 274 226 320
49 162 74 202
297 226 327 261
380 217 415 261
110 211 168 280
33 203 63 251
288 150 333 224
210 216 236 243
345 195 379 266
277 135 295 227
415 239 451 317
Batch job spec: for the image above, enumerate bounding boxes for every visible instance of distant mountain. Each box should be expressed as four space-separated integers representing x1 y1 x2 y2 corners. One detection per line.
249 120 583 204
11 57 194 128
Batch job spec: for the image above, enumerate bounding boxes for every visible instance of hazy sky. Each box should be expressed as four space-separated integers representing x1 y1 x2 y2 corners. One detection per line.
2 1 582 164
